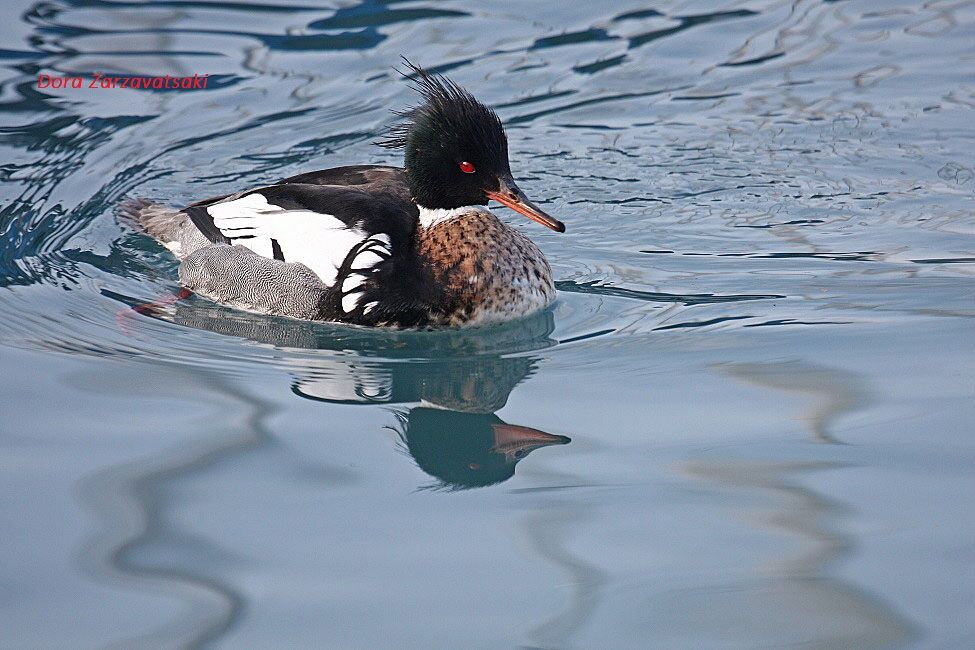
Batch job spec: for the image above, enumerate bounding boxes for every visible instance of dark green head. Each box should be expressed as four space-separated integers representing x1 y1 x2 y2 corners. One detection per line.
380 59 565 232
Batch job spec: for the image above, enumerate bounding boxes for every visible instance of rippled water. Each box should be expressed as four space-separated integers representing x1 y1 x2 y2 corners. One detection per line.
2 0 974 647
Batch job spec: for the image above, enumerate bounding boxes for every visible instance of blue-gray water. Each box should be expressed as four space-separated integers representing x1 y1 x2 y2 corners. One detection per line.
1 1 973 647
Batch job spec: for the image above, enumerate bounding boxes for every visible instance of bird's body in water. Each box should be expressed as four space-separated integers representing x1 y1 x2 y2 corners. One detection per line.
119 60 565 328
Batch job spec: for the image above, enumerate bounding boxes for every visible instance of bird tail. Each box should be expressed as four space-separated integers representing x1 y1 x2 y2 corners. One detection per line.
116 197 187 242
117 197 215 259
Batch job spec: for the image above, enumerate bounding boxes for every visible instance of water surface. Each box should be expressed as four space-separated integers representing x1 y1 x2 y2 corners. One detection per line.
2 0 974 647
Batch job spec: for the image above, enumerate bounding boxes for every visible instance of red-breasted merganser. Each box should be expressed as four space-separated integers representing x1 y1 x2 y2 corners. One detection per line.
119 61 565 328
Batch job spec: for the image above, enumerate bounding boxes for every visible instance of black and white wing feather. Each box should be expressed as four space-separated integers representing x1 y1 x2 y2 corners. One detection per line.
183 182 416 316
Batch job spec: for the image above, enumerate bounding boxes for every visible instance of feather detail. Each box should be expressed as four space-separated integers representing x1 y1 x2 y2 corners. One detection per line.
206 192 380 287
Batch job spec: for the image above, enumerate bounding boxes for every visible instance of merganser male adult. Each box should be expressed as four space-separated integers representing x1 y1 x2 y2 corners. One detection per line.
119 60 565 328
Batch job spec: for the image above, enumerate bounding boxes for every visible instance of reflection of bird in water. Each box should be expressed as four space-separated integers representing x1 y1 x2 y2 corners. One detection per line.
392 408 569 490
291 353 570 490
121 295 570 489
292 353 533 412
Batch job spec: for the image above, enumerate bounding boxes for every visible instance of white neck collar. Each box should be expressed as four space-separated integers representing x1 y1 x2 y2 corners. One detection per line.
417 204 491 228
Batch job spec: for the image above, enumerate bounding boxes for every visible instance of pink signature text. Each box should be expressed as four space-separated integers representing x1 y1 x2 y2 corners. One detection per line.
37 73 210 90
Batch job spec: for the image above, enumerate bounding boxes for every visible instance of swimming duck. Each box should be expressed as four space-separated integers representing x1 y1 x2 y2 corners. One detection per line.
120 61 565 328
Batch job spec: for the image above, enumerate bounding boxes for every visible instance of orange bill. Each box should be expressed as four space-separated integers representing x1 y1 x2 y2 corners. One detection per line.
487 177 565 232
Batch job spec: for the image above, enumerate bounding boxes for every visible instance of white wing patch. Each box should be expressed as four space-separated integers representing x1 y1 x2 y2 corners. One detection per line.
206 192 382 287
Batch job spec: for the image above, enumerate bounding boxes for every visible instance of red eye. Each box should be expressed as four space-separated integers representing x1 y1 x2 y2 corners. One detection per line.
459 161 475 174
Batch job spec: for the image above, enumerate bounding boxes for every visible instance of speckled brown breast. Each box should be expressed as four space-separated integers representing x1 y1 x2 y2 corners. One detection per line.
417 208 555 326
